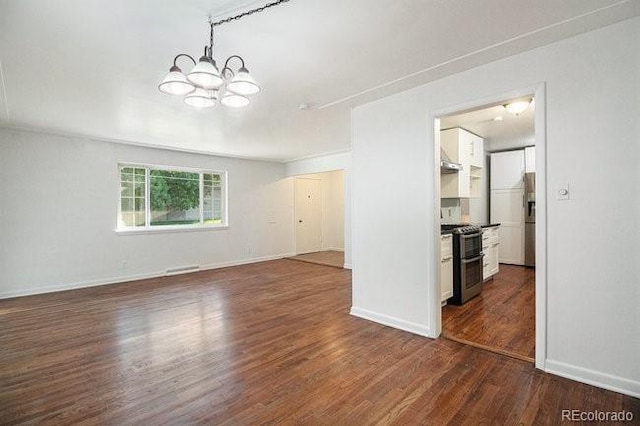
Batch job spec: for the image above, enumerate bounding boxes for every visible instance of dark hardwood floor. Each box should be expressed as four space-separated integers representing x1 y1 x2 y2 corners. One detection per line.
442 264 536 361
287 250 344 268
1 260 637 425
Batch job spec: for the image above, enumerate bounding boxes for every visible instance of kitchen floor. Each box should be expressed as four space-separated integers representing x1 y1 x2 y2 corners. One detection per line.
442 264 535 361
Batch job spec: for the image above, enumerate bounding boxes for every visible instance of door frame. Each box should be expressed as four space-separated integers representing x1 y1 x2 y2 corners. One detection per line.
294 176 323 255
429 83 548 370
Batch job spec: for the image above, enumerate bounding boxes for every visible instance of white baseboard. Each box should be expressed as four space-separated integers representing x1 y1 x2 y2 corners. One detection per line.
322 247 344 252
0 271 165 300
0 253 297 300
545 359 640 399
200 253 296 271
350 306 431 337
343 263 352 270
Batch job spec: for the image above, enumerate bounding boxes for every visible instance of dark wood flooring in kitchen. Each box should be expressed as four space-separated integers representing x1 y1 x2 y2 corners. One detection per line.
2 260 637 425
287 250 344 268
442 264 536 361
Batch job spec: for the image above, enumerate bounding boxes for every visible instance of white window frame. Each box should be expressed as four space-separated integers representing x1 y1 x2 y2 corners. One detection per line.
116 162 228 234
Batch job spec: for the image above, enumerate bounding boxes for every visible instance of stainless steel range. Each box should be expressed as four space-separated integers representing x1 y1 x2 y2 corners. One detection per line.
442 225 484 305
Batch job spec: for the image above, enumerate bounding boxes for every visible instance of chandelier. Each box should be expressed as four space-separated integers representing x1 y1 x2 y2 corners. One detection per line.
158 0 290 108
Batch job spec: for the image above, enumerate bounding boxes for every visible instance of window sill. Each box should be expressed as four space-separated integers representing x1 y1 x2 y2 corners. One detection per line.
115 225 229 235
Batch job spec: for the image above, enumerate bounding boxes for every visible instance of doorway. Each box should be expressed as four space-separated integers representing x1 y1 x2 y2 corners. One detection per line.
290 170 346 269
434 91 544 365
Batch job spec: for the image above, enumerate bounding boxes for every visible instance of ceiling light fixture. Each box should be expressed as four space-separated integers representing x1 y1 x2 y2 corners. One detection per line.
504 98 533 116
158 0 290 108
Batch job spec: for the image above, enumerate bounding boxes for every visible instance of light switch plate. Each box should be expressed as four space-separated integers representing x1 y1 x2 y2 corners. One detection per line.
556 183 570 200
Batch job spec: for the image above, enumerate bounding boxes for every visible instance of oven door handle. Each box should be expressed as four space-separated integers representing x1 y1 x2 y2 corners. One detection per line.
461 254 484 264
460 232 482 240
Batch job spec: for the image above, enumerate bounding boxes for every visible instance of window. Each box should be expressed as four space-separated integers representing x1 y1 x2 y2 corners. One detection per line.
118 164 226 231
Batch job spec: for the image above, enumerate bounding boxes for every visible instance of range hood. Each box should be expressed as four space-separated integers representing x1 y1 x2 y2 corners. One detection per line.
440 148 463 174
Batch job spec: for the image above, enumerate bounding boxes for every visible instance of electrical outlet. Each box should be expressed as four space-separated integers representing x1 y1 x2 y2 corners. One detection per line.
246 247 252 254
121 260 127 269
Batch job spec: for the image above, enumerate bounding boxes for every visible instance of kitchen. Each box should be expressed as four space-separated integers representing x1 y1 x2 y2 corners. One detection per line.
437 97 536 361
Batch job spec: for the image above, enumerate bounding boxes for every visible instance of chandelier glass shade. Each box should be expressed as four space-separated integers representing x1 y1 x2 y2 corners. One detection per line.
226 67 260 96
184 88 218 108
158 22 259 109
158 65 197 96
220 92 250 108
187 56 223 89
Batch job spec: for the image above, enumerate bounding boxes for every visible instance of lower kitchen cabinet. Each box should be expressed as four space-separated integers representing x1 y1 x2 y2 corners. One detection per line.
482 226 500 280
440 234 453 302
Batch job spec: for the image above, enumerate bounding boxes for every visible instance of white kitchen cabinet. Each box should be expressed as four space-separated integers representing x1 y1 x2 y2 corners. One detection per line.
440 234 453 302
525 146 536 172
490 150 525 190
441 128 471 165
482 226 500 280
441 128 484 198
490 189 524 265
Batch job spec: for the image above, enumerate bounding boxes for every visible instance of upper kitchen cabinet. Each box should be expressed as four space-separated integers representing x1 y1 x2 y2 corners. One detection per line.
441 128 484 198
490 150 525 190
525 146 536 172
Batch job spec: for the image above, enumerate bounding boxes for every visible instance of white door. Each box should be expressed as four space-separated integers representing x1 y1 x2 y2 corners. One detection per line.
490 189 525 265
295 178 322 254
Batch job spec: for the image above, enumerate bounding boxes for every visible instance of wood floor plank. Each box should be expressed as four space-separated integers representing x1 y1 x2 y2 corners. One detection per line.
1 259 638 425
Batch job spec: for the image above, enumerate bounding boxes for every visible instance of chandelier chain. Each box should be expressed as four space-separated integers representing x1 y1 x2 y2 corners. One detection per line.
211 0 290 27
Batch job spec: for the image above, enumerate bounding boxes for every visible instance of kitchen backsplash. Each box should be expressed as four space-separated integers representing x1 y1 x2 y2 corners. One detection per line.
441 198 471 224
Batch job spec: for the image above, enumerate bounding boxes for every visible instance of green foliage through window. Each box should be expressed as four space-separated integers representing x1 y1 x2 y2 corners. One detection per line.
118 165 225 229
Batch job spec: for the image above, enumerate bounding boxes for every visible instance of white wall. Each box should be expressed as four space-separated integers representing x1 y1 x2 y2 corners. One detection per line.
351 17 640 397
0 128 295 298
297 171 344 251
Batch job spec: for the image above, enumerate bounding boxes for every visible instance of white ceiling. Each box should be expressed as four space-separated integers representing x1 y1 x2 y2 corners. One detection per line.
441 99 535 152
0 0 638 161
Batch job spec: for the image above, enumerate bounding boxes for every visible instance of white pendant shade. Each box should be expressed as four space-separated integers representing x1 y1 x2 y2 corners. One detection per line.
187 59 223 89
158 69 195 96
184 88 217 108
226 68 260 96
220 92 250 108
